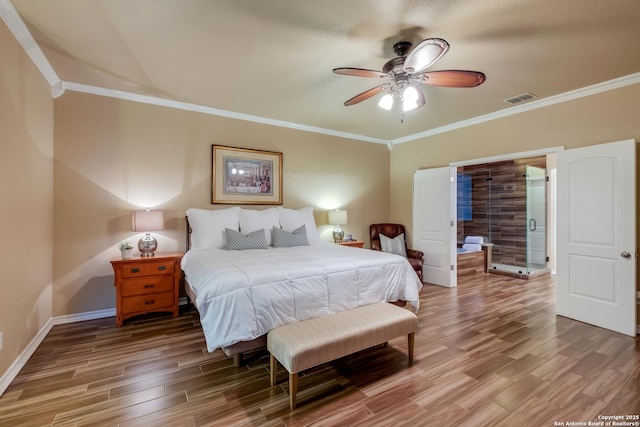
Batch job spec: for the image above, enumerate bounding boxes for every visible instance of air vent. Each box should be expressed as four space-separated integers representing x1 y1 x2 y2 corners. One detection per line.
504 92 537 104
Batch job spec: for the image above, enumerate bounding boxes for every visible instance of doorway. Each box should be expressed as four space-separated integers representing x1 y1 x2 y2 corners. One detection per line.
456 155 550 277
415 142 636 336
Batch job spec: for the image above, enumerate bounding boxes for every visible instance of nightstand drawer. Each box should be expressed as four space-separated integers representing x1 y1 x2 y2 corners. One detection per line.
122 291 175 314
122 260 175 278
121 276 174 297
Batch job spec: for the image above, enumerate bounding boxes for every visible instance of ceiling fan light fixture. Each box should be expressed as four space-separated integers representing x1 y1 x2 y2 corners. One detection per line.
378 93 394 110
402 85 423 112
333 37 483 112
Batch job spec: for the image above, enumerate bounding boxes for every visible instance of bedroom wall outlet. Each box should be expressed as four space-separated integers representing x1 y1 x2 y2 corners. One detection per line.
0 332 3 352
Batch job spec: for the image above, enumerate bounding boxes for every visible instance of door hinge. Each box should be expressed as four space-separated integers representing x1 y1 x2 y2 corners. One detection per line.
450 265 455 271
546 256 549 262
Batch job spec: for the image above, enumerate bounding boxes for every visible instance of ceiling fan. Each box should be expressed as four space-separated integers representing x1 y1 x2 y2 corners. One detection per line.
333 38 486 113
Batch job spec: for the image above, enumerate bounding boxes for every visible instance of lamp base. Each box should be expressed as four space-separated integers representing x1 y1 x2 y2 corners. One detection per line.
138 233 158 257
333 226 344 243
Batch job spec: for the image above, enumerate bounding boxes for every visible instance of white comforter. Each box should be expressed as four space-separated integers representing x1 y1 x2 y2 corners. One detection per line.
181 243 423 352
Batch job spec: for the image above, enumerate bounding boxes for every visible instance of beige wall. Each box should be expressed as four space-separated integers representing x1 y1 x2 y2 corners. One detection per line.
53 91 390 317
0 22 54 377
390 83 640 297
391 84 640 227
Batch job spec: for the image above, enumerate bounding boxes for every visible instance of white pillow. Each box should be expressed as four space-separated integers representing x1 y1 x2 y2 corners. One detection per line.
379 233 408 257
186 207 240 250
239 208 280 246
277 207 320 243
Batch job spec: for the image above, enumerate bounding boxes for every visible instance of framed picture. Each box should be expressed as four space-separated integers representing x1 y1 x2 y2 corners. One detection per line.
212 145 283 204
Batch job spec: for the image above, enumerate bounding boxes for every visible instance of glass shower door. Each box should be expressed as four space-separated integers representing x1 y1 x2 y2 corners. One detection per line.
526 165 547 273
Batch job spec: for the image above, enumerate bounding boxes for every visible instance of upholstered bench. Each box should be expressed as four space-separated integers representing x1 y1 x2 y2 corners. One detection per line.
267 302 419 409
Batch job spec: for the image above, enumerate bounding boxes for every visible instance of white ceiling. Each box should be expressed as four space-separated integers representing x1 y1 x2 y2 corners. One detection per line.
7 0 640 143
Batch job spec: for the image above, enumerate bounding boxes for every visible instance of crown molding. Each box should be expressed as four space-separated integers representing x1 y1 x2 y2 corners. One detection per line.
62 82 388 145
391 72 640 145
3 0 639 145
64 72 640 148
0 0 63 98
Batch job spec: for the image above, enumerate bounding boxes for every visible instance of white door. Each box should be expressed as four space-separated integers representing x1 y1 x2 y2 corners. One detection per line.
413 167 456 287
556 139 636 336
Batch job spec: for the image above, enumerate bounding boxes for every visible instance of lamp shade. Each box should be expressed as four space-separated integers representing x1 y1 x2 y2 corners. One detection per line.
132 210 164 232
378 93 394 110
328 209 348 226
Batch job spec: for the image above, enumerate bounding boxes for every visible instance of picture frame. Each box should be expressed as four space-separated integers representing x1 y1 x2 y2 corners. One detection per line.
212 145 283 204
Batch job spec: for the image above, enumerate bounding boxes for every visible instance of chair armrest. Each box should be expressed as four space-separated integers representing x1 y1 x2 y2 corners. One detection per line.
407 249 424 260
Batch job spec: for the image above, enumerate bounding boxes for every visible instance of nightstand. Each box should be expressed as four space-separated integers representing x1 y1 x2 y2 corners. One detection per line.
339 241 365 248
110 252 183 326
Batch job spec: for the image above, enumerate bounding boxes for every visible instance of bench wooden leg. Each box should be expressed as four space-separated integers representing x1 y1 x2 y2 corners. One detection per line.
289 372 298 409
270 353 278 386
408 332 415 363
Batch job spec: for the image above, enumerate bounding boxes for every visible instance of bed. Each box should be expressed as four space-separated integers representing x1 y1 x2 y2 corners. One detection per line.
181 206 423 360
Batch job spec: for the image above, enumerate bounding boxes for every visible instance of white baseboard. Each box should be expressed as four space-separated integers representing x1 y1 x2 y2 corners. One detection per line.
0 299 190 396
0 317 54 396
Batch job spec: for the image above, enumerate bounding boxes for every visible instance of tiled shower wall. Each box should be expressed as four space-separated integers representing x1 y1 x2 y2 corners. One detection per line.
457 155 547 268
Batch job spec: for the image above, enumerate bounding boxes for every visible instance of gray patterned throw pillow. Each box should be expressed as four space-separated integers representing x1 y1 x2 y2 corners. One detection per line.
272 225 309 248
224 228 269 250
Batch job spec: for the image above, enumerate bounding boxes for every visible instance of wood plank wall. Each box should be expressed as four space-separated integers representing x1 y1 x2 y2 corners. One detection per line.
457 155 547 268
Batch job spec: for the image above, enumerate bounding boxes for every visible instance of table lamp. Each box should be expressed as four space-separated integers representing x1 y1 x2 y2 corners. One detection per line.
328 209 348 243
132 209 164 257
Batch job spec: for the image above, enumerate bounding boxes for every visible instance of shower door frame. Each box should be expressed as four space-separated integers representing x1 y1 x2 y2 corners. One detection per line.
526 164 548 273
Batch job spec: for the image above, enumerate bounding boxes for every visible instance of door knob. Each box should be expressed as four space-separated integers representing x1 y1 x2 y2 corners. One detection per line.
620 251 632 259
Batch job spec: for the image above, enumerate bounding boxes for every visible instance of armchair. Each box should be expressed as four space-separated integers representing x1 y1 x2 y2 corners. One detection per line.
369 223 424 281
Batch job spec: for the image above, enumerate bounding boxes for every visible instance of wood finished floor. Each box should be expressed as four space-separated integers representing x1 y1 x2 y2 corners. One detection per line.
1 273 639 426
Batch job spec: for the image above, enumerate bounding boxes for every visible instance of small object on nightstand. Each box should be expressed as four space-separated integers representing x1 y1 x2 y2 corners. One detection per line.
119 241 134 260
110 252 183 326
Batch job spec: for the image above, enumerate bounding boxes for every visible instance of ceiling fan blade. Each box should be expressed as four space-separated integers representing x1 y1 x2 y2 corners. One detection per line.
415 70 486 87
403 38 449 73
343 83 390 106
333 67 390 79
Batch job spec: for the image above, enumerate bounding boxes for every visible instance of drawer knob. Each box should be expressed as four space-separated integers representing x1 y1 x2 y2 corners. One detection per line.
143 284 155 288
157 266 167 271
130 268 140 273
145 300 155 305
